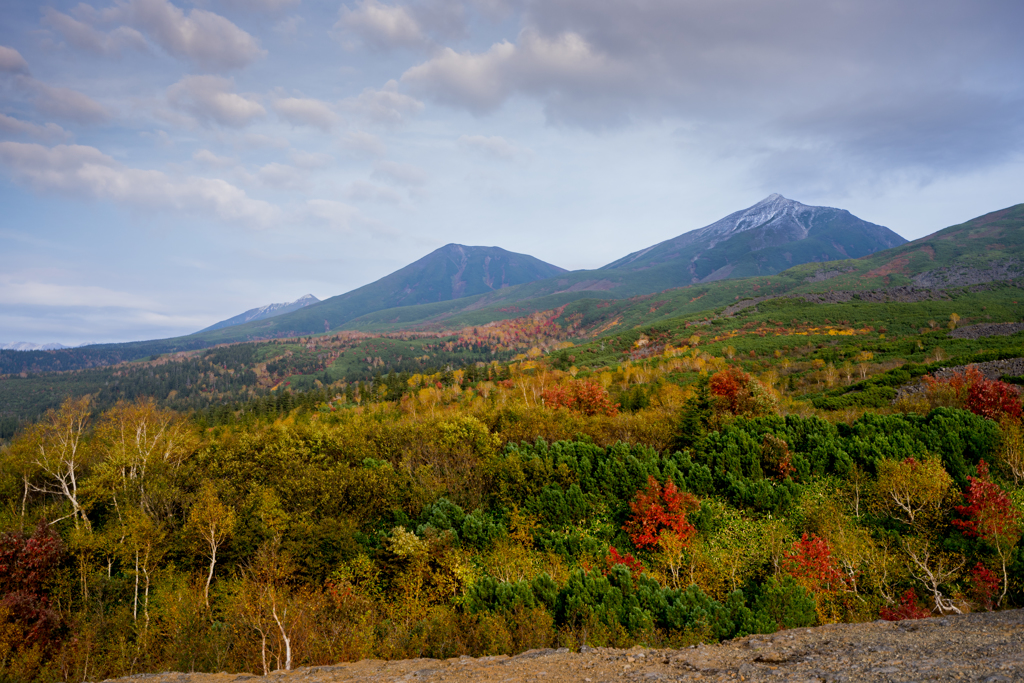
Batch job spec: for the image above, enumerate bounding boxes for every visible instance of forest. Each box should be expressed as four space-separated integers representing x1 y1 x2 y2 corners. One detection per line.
1 288 1023 682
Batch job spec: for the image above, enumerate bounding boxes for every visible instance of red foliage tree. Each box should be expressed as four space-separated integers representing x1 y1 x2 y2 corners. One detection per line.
542 380 619 416
880 589 930 621
709 367 751 415
0 519 65 646
605 546 645 578
953 460 1022 605
624 476 699 550
967 377 1023 420
782 532 845 593
968 562 1000 611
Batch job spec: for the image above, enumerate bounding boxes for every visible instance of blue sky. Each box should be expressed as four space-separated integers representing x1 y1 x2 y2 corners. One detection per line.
1 0 1022 345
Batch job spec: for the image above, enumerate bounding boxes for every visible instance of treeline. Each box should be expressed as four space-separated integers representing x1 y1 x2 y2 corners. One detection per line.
1 357 1022 681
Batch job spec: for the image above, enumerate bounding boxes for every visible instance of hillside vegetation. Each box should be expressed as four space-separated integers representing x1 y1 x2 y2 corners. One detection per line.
0 202 1023 682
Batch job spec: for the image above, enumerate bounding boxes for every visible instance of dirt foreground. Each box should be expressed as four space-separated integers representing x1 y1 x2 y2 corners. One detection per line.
98 609 1024 683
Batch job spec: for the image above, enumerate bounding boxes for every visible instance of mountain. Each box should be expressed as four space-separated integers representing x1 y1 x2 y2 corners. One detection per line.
603 194 906 282
200 294 320 333
189 244 567 341
1 342 71 351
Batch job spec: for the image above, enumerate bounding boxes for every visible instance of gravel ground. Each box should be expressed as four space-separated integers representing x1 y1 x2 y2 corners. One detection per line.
95 609 1024 683
948 322 1024 340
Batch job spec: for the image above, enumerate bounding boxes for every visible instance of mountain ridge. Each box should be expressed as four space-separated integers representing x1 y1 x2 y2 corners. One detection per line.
200 294 321 333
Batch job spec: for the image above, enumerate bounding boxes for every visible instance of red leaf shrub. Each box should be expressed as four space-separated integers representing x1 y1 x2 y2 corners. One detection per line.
880 589 930 621
969 562 1000 611
541 380 619 416
782 533 845 593
605 546 644 578
709 367 751 415
624 476 699 550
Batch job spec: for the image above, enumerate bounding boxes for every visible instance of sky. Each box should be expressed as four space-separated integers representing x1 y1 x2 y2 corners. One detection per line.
1 0 1023 346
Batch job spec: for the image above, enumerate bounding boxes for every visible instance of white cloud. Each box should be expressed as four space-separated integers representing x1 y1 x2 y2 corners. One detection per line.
340 130 386 157
401 29 619 114
273 97 338 131
20 77 113 125
167 75 265 127
0 113 72 143
0 276 155 308
343 80 423 125
371 160 426 186
0 141 280 227
0 45 30 73
42 8 148 56
335 0 425 51
192 148 236 167
458 134 524 160
103 0 265 71
344 179 402 203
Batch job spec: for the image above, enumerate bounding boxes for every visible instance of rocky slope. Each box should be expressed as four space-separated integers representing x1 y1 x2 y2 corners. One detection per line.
96 609 1024 683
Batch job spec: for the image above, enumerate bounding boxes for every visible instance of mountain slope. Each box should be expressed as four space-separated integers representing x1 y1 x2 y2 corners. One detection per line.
200 294 320 333
191 244 567 342
604 194 906 282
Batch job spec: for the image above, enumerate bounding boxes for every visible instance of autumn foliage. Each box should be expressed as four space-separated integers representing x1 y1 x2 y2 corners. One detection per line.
782 533 845 594
709 367 751 415
923 366 1022 420
624 476 699 550
541 379 619 416
0 519 64 646
880 589 930 621
605 547 644 578
953 460 1021 604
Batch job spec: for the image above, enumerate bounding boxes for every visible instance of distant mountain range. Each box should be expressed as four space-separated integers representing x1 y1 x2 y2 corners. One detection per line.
1 342 72 351
184 195 902 342
200 294 320 333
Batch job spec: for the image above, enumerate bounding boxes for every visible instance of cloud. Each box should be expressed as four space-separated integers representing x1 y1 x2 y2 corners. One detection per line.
344 179 402 203
192 148 236 167
458 134 524 160
0 141 280 227
371 160 426 186
20 77 113 125
343 80 423 125
103 0 265 70
402 29 620 114
399 0 1024 175
167 75 265 127
0 45 30 73
273 97 338 131
217 0 300 12
0 113 72 143
42 8 148 56
340 130 386 157
0 276 155 308
335 0 426 51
